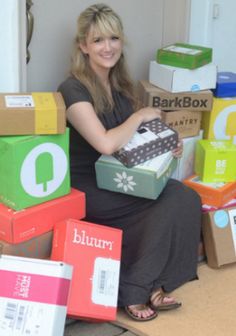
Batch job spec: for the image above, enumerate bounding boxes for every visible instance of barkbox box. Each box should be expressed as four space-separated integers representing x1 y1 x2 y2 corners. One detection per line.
194 140 236 182
213 72 236 98
157 43 212 69
201 97 236 144
0 231 53 259
0 188 85 243
51 218 122 321
149 61 217 93
95 152 177 199
138 80 213 111
0 92 66 135
0 129 70 210
183 175 236 207
113 118 178 168
202 207 236 268
0 255 72 336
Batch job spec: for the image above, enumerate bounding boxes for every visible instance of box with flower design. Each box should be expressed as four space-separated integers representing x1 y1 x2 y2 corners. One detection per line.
95 152 177 199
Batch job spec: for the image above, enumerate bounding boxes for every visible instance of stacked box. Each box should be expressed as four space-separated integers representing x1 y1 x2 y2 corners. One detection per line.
156 43 212 69
202 206 236 268
51 218 122 321
213 72 236 98
0 188 85 243
201 97 236 144
149 61 217 93
0 92 66 135
194 140 236 182
0 255 72 336
95 152 177 199
183 175 236 207
113 118 178 167
0 129 70 210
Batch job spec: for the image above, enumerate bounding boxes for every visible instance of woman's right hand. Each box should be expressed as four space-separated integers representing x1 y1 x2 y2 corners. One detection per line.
136 106 162 123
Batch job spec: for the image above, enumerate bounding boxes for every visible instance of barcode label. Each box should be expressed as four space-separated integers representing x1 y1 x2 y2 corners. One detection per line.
92 257 120 307
5 302 17 320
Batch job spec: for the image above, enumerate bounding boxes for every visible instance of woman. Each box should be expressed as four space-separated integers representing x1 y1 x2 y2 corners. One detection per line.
58 3 202 322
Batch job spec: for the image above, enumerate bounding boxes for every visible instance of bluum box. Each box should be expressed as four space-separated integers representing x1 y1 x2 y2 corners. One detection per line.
113 118 178 167
157 43 212 69
0 255 72 336
213 72 236 98
0 92 66 135
0 129 70 210
194 140 236 182
138 80 213 111
202 207 236 268
149 61 217 93
0 188 85 243
183 174 236 207
95 152 177 199
51 218 122 321
201 97 236 144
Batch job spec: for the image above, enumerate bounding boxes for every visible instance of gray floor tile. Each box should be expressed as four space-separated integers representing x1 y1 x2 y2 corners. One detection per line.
64 320 126 336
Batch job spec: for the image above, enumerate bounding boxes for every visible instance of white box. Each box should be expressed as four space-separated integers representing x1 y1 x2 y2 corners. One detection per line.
172 130 203 181
0 255 73 336
149 61 217 93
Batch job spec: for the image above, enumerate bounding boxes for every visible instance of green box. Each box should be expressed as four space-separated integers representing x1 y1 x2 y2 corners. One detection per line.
95 153 177 199
0 129 70 210
194 140 236 183
157 43 212 69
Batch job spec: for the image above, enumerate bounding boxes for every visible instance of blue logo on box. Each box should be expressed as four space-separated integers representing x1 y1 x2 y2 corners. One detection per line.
214 210 229 228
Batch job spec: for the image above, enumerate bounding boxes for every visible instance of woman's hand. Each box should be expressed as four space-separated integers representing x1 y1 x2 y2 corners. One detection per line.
172 139 183 158
136 106 162 123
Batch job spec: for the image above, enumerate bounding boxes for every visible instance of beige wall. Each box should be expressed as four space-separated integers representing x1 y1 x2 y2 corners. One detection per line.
26 0 188 92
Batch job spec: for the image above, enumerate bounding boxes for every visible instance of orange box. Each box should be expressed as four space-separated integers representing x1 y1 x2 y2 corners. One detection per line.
184 175 236 207
51 218 122 321
0 188 85 243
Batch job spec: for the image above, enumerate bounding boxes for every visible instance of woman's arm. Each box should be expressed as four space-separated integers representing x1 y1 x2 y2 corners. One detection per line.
67 101 161 155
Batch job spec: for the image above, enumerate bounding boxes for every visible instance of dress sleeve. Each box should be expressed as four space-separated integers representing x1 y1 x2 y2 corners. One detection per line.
57 77 93 109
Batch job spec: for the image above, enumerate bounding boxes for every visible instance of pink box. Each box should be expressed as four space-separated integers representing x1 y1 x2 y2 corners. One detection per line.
51 218 122 321
0 255 73 336
0 188 85 243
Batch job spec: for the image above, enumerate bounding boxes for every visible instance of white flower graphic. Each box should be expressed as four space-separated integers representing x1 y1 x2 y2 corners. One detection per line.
113 171 137 192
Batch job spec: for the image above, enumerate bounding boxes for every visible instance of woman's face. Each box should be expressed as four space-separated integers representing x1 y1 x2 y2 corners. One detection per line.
80 26 123 76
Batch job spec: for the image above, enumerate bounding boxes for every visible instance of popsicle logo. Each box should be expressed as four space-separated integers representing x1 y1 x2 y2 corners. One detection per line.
20 143 68 197
213 105 236 143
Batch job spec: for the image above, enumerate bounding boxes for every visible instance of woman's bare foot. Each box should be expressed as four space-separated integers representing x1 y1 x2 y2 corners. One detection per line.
125 304 158 321
150 288 181 311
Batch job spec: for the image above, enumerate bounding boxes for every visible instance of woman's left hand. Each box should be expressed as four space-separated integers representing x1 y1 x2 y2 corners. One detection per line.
172 139 183 158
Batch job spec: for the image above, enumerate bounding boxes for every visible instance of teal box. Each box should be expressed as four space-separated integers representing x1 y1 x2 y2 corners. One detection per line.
194 140 236 183
95 152 177 199
0 129 70 210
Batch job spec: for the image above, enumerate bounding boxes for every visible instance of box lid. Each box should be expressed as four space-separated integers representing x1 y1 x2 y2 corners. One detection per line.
213 72 236 97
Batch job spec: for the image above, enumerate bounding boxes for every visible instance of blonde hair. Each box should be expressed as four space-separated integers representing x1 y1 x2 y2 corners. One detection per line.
70 3 136 114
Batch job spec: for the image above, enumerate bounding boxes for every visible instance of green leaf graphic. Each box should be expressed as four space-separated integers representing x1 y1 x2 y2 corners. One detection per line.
35 152 53 192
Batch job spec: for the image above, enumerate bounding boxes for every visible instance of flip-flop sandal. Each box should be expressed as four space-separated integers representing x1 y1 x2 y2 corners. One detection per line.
125 305 158 322
150 289 182 311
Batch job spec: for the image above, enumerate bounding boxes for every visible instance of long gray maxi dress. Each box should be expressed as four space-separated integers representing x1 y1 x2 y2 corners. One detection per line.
58 77 202 307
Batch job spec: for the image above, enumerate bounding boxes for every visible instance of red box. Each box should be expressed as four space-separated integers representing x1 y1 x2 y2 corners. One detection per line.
51 218 122 321
183 175 236 207
0 188 85 243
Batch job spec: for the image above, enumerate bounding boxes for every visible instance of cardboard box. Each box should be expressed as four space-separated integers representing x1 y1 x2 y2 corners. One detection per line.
0 92 66 135
183 174 236 207
113 118 178 168
157 43 212 69
149 61 217 93
171 130 203 181
0 255 72 336
95 152 177 199
194 140 236 182
161 109 201 138
51 218 122 321
202 207 236 268
0 129 70 210
201 97 236 144
213 72 236 98
0 231 53 259
138 80 213 111
0 188 85 243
